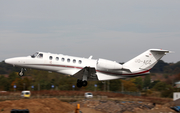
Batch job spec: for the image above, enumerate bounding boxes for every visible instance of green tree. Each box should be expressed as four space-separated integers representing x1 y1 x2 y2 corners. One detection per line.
8 72 19 83
109 79 121 91
22 77 31 90
132 77 143 91
143 75 151 89
149 80 160 89
153 81 171 91
161 88 174 98
151 60 168 73
15 78 24 91
0 76 10 91
97 81 104 91
121 79 138 92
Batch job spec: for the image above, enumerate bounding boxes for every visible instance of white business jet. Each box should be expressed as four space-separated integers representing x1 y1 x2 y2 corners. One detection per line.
5 49 170 88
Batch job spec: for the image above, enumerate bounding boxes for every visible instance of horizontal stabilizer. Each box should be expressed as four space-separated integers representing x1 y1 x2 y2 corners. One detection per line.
150 49 170 54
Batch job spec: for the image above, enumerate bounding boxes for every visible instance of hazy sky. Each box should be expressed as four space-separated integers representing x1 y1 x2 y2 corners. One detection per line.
0 0 180 63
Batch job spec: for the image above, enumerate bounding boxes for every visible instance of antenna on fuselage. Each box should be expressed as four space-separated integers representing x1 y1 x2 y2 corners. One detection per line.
88 56 93 59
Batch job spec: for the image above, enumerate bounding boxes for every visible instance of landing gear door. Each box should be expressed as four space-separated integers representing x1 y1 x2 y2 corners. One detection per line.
72 67 98 81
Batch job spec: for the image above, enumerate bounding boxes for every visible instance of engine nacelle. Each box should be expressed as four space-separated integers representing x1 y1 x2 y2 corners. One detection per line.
96 58 122 71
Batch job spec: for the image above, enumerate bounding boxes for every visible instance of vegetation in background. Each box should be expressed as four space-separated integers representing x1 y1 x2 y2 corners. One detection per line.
1 60 180 98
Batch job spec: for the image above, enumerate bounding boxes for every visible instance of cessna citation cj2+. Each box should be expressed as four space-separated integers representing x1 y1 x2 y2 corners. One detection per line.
5 49 170 88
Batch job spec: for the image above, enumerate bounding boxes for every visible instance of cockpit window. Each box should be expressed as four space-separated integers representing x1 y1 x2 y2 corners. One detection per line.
31 52 39 58
37 53 43 58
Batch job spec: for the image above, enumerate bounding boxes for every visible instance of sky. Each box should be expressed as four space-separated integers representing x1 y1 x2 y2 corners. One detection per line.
0 0 180 63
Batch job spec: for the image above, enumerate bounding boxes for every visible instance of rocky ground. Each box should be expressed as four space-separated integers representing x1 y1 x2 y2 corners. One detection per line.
0 98 75 113
0 98 179 113
71 99 176 113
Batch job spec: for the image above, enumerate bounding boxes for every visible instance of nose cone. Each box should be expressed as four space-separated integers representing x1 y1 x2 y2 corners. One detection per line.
5 58 16 65
5 57 29 66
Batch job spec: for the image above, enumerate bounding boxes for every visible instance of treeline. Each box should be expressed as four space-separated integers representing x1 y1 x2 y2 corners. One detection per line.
0 60 180 98
1 60 180 74
150 60 180 74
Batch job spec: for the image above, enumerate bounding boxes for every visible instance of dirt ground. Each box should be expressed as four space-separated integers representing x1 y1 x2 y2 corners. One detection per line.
0 98 103 113
0 98 178 113
78 108 103 113
0 98 75 113
71 99 177 113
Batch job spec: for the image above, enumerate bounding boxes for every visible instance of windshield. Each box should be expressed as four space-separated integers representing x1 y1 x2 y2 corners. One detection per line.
25 92 30 95
88 93 92 95
31 52 39 58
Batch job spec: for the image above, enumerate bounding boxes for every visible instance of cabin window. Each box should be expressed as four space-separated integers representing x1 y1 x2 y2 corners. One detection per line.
56 57 59 61
67 58 70 62
61 58 65 62
73 59 76 63
79 60 82 64
49 56 53 60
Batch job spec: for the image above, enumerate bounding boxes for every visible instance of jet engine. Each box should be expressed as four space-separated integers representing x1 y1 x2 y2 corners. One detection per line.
96 58 122 71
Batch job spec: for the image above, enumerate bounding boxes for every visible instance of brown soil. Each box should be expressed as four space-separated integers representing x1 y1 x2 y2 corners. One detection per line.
0 98 75 113
71 99 176 113
0 97 177 113
79 107 103 113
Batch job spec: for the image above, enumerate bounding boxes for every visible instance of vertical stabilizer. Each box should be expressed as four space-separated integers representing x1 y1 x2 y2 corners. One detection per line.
123 49 170 73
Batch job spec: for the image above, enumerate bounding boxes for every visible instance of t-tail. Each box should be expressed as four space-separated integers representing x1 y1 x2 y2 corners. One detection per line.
123 49 170 74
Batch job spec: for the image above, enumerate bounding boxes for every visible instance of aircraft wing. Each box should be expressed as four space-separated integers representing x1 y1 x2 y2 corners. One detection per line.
72 67 98 81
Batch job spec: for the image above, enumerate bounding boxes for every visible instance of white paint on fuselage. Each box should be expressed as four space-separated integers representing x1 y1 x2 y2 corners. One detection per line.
5 52 97 76
5 52 148 81
5 52 131 80
5 49 169 81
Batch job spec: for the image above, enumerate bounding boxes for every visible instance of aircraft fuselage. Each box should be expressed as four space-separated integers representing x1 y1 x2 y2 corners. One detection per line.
5 49 170 88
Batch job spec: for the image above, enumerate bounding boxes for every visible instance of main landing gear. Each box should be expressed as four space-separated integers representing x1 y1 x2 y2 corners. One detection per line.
76 79 88 88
